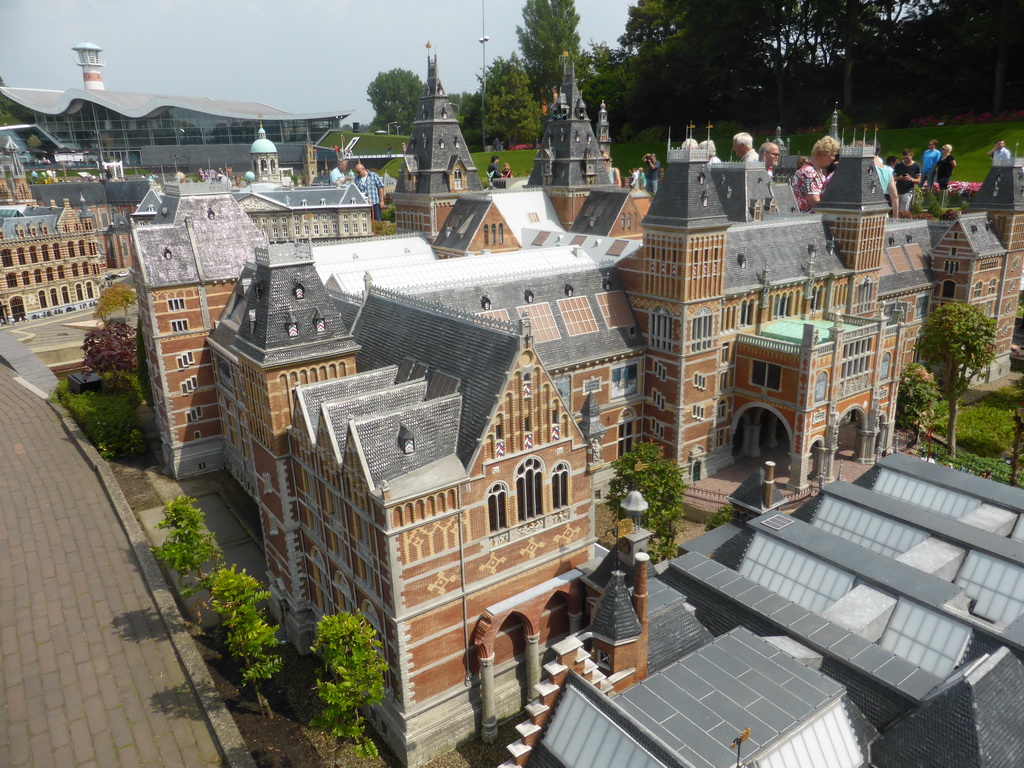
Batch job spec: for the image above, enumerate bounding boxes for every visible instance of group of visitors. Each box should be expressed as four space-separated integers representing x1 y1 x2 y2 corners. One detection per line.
486 155 514 187
330 158 385 220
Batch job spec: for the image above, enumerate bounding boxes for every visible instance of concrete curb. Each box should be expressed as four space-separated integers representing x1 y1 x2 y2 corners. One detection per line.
54 403 257 768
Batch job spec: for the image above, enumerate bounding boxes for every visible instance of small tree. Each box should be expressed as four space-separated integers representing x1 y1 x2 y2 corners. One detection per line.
607 441 686 562
151 495 221 597
895 363 939 444
82 321 136 392
918 302 997 455
311 612 388 762
209 566 282 716
95 283 136 324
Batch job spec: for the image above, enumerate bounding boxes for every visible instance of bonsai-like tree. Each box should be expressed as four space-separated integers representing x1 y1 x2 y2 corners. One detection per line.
607 441 686 562
895 363 939 445
151 496 221 598
94 283 136 324
82 321 136 392
311 612 388 761
209 566 282 716
918 302 997 455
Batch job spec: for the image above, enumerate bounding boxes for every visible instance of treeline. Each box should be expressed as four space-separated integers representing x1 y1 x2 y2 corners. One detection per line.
576 0 1022 141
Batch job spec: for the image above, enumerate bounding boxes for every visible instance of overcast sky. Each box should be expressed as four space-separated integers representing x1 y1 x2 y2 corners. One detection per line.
2 0 631 123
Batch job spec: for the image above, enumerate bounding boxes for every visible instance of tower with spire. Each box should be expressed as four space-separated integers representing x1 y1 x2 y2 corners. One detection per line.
393 44 482 240
527 54 610 228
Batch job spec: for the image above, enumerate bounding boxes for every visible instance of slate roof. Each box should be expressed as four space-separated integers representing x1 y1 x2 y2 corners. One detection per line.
973 157 1024 212
590 570 641 642
727 466 786 515
396 55 481 196
349 287 521 468
583 545 657 593
877 220 933 295
708 163 778 223
723 217 849 293
292 365 399 440
871 647 1024 768
643 149 729 231
527 59 606 189
430 197 494 252
0 209 59 239
134 184 265 287
229 242 358 367
646 583 714 675
321 379 428 464
349 394 462 488
232 184 369 211
30 181 106 208
955 212 1006 257
569 189 629 235
817 145 891 214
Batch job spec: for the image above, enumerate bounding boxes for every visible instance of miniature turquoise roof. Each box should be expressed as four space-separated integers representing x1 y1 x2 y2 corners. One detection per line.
250 125 276 154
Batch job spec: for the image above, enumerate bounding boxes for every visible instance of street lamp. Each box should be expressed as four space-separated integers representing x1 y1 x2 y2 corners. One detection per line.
480 0 489 150
388 122 400 135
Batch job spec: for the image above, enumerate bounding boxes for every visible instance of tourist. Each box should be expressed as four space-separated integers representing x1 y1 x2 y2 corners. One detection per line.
630 167 642 189
500 163 514 179
921 139 941 190
989 139 1011 162
486 155 500 187
894 148 921 212
601 153 621 186
699 139 721 164
732 132 758 162
330 159 353 188
935 144 956 191
643 153 661 194
759 142 781 176
873 151 899 219
353 163 385 220
791 136 839 212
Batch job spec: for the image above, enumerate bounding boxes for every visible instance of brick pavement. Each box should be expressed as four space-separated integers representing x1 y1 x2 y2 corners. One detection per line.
0 367 223 767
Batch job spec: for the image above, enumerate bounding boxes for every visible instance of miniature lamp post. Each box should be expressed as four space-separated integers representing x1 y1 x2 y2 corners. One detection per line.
730 727 751 768
620 489 648 530
479 0 489 150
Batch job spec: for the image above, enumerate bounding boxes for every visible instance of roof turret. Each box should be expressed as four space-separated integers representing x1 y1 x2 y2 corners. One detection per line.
250 123 277 155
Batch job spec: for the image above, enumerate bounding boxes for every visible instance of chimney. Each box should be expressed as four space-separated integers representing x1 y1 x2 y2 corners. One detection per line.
761 461 775 509
633 551 649 681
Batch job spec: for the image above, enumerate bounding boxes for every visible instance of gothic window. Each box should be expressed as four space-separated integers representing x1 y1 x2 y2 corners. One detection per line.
552 463 570 509
498 223 504 244
650 307 674 351
490 223 497 244
880 353 892 380
812 285 824 311
484 226 489 245
856 278 875 310
516 457 544 520
973 282 983 298
739 300 754 326
942 280 956 299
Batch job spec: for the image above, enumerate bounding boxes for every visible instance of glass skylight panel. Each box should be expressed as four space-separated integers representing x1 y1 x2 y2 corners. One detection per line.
814 497 927 558
476 308 511 325
753 702 862 768
516 303 561 342
879 600 970 677
873 468 976 518
557 296 599 336
595 291 634 328
956 551 1024 625
740 535 854 614
1011 516 1024 542
545 687 663 768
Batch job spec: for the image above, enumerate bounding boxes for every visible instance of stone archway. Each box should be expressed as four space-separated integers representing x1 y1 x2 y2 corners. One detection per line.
731 403 793 460
9 296 24 321
837 405 879 465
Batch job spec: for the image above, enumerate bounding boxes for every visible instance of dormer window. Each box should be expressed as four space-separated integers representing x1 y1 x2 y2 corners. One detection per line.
248 309 257 331
441 107 448 119
906 234 913 243
163 247 172 260
807 243 817 257
481 295 491 310
826 240 835 256
564 283 574 297
286 311 299 337
888 235 895 246
738 253 747 269
524 289 535 303
320 198 326 205
698 172 705 185
439 138 445 150
294 283 305 299
398 424 415 454
454 136 460 149
313 309 325 333
207 207 216 220
700 191 708 207
602 276 612 291
301 199 308 206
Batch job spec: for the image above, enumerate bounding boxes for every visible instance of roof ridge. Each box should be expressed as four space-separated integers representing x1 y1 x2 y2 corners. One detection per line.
368 285 520 334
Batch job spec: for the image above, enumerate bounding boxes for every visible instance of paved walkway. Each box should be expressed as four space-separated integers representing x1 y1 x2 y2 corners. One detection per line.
0 367 223 767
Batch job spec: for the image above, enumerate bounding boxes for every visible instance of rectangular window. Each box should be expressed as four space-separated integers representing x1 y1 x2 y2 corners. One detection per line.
693 372 707 391
167 298 186 311
650 311 674 352
649 418 664 438
354 555 368 582
690 312 714 351
187 406 202 422
177 351 194 369
751 360 782 390
651 390 666 409
170 319 188 332
944 260 959 273
841 338 873 379
654 361 667 381
181 376 198 395
691 404 705 421
717 400 727 419
915 294 929 320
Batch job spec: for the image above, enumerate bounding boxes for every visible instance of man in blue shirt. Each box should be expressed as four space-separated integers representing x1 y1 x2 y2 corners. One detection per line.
330 159 353 187
354 163 385 220
921 140 940 190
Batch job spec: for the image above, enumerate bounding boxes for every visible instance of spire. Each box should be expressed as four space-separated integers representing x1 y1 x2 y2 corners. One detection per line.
590 570 641 642
829 104 839 139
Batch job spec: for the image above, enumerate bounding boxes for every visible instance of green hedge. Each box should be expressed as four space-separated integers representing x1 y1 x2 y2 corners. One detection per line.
53 380 145 459
915 442 1022 488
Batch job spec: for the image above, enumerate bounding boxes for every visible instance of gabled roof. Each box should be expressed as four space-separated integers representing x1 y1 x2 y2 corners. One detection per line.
953 212 1005 257
877 220 933 295
431 197 494 252
292 365 399 441
973 157 1024 212
569 188 629 235
590 570 641 642
133 183 265 287
349 288 521 468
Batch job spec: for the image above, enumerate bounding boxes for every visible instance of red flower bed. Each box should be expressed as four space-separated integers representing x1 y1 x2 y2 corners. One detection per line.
910 109 1024 128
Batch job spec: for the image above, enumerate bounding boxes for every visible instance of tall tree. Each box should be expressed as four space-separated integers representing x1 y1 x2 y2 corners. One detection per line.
366 69 423 133
918 302 997 456
485 55 541 147
94 283 136 324
516 0 581 98
311 612 388 761
607 441 686 562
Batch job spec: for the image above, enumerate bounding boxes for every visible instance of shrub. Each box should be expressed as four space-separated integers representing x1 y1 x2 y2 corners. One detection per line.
54 380 145 459
704 505 734 531
916 442 1019 487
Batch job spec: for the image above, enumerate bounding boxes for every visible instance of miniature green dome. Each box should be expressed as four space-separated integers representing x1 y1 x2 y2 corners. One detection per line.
243 171 256 182
250 125 276 154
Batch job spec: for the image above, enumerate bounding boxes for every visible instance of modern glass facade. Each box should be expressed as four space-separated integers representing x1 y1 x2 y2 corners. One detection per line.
31 103 335 155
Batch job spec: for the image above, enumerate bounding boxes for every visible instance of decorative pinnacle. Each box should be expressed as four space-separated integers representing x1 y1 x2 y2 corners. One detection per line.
426 40 432 48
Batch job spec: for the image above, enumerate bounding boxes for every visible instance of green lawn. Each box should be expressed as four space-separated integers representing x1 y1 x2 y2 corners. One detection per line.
318 131 409 154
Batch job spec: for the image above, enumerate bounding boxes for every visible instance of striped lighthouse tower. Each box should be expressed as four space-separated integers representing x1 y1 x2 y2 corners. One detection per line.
72 42 105 91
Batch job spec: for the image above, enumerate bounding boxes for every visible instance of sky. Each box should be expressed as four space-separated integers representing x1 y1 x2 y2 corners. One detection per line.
1 0 631 123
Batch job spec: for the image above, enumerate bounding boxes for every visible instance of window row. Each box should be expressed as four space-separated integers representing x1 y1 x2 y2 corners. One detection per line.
488 459 571 532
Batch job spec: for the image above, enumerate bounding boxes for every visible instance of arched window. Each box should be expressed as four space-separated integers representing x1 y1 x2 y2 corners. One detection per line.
551 463 570 509
6 274 16 289
484 225 489 245
37 290 47 308
942 280 956 299
86 282 94 299
650 306 673 351
690 307 713 351
618 408 637 457
488 484 508 531
516 457 544 520
880 352 892 380
33 269 41 284
814 372 828 402
973 282 982 298
498 223 504 244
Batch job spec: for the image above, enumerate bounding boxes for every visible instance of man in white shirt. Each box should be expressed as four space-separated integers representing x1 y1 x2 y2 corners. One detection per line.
733 132 758 163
